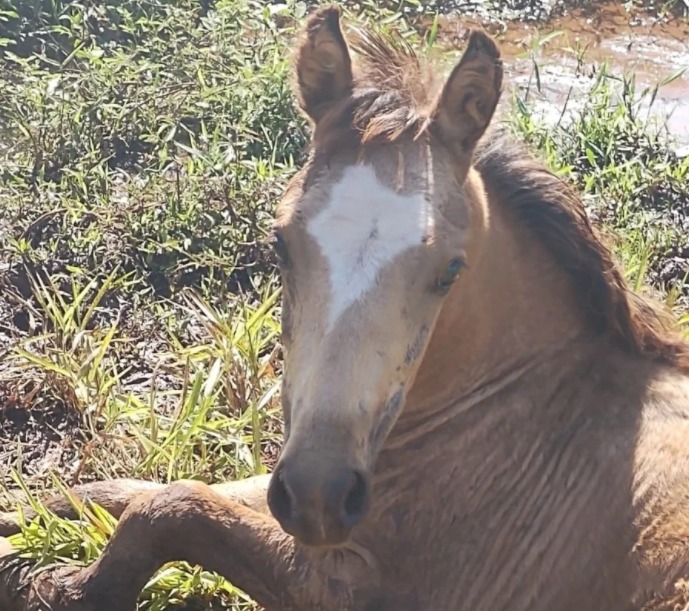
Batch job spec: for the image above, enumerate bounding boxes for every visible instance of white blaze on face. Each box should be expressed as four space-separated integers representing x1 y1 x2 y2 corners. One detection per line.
307 164 434 331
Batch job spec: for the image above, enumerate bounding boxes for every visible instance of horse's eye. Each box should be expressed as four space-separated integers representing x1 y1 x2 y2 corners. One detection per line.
435 257 466 294
270 232 289 265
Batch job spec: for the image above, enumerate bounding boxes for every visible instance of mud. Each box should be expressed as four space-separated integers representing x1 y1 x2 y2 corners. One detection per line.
0 385 84 486
433 2 689 148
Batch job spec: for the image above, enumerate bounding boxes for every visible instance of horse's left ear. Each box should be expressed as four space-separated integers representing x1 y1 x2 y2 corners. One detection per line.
430 30 503 154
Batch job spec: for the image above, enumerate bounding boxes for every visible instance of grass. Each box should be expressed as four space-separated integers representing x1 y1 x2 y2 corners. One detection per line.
511 60 689 316
0 0 688 609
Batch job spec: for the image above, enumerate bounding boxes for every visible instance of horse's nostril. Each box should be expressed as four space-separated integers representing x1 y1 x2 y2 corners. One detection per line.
342 469 370 525
268 470 293 525
269 459 372 545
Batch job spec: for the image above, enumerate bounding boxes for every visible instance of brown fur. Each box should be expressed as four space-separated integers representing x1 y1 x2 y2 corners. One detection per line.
1 7 689 611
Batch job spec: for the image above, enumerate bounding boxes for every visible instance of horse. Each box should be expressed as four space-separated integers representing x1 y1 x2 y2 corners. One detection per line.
2 5 689 610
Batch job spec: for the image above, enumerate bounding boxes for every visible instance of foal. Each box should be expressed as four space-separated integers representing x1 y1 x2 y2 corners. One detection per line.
2 6 689 610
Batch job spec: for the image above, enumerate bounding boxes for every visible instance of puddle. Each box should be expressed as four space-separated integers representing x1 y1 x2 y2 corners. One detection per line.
432 2 689 150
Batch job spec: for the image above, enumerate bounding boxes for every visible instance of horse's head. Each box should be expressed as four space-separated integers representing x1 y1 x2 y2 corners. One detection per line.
267 5 503 547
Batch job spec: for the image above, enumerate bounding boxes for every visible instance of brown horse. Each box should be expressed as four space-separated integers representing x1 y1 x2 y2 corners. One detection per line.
2 5 689 610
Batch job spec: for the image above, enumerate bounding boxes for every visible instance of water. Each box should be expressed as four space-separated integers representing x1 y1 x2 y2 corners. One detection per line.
434 1 689 151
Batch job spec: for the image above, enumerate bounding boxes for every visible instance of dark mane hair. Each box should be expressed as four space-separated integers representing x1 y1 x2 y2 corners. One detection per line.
473 131 689 368
315 25 689 369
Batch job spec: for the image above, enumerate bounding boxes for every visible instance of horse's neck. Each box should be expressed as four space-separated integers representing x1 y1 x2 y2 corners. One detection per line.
403 169 592 418
372 173 610 514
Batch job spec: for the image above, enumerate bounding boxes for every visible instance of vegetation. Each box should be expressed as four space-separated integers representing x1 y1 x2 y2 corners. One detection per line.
512 67 689 317
0 0 687 608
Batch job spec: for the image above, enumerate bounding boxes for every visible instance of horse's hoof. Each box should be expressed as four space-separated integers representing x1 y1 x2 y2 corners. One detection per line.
0 551 84 610
0 550 33 610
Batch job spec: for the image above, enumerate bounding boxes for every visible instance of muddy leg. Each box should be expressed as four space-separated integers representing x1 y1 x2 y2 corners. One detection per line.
0 539 84 611
0 480 380 611
0 542 31 610
0 475 271 537
0 479 162 537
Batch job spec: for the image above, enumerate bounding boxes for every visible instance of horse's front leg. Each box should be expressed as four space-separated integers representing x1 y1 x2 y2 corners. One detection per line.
0 475 272 537
0 480 383 611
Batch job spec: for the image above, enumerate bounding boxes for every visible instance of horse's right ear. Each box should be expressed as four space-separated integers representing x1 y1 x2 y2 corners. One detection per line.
294 5 353 124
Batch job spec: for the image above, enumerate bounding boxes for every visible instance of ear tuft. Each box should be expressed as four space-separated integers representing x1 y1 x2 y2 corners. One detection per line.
431 29 503 154
294 5 353 123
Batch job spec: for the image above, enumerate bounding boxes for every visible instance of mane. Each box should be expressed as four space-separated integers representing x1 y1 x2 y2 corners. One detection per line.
474 131 689 370
316 26 689 369
313 26 438 149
